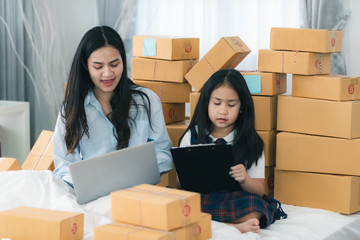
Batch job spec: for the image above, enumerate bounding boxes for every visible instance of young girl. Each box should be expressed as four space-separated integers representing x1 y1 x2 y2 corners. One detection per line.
53 26 173 186
179 69 286 233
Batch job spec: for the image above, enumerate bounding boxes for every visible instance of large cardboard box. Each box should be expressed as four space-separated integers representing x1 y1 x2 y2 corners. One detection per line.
270 27 343 53
185 36 251 91
134 80 191 103
241 71 287 96
162 103 185 124
94 213 211 240
292 74 360 101
189 92 200 120
22 130 54 171
265 166 274 197
257 130 276 166
111 184 201 231
274 170 360 214
276 131 360 176
253 95 277 131
0 157 21 171
133 36 199 60
0 206 84 240
157 166 178 189
258 49 331 75
131 58 198 83
166 120 190 147
277 95 360 139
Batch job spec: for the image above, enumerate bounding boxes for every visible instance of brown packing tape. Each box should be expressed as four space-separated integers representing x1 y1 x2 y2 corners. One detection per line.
33 134 54 170
127 187 190 228
316 54 324 74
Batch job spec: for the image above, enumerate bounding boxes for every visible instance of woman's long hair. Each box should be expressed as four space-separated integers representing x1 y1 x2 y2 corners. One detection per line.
62 26 151 154
179 69 263 169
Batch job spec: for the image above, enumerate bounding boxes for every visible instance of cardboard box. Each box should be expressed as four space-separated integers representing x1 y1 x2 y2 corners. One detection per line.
189 92 200 120
94 213 211 240
253 95 277 131
157 166 178 189
111 184 201 231
166 120 190 147
274 170 360 214
276 131 360 176
133 36 199 60
131 58 198 83
270 27 343 53
134 80 191 103
162 103 185 124
277 95 360 139
240 71 287 96
185 36 251 91
257 130 276 166
22 130 54 171
292 74 360 101
0 157 21 171
265 166 274 197
258 49 331 75
0 206 84 240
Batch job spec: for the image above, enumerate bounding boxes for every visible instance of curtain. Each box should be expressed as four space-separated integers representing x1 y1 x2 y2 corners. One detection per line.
0 0 66 145
134 0 302 72
299 0 351 74
96 0 138 75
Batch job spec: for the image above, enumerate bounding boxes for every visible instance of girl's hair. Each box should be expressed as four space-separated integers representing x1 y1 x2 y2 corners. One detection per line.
62 26 151 154
180 69 263 169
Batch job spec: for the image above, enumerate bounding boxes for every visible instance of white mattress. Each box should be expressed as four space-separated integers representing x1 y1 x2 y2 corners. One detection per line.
0 170 359 240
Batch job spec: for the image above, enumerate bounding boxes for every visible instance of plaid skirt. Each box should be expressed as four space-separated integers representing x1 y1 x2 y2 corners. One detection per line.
201 190 287 228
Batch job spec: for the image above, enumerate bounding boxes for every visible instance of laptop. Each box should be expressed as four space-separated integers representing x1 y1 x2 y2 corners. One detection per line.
171 144 241 194
69 142 160 204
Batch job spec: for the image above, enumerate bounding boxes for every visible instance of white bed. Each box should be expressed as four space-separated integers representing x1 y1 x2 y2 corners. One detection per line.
1 170 359 240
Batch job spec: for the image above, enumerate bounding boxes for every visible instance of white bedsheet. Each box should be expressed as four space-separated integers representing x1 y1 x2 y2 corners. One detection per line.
0 170 359 240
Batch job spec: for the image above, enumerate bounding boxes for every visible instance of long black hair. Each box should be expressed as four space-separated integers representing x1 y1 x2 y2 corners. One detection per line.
62 26 151 154
180 69 263 169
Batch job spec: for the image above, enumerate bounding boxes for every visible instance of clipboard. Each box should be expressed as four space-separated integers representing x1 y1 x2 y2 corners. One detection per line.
171 144 241 194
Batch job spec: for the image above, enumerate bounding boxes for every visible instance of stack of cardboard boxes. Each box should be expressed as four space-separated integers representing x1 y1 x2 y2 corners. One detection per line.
131 36 200 188
94 184 212 239
239 70 287 196
265 28 360 214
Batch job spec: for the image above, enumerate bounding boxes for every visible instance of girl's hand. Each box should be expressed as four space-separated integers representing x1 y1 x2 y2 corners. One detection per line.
229 163 248 184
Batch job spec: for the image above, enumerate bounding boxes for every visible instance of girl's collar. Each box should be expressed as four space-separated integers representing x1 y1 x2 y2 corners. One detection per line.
209 130 235 144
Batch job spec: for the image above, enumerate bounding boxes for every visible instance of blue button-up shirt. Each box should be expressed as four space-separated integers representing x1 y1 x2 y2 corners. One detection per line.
53 87 173 184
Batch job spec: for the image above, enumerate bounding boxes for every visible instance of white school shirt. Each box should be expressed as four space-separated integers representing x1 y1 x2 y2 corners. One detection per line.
180 128 265 178
53 87 173 184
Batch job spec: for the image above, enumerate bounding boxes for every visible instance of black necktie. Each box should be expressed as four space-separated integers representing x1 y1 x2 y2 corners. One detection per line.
215 138 227 145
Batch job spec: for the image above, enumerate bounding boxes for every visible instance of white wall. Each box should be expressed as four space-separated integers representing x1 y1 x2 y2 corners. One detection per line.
345 0 360 76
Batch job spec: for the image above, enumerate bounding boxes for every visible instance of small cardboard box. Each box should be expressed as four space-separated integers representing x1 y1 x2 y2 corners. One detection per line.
274 170 360 214
94 213 211 240
265 166 274 197
0 206 84 240
133 36 199 60
185 36 251 92
277 95 360 139
162 103 185 124
22 130 54 171
257 130 276 167
292 74 360 101
276 131 360 176
166 120 190 147
253 95 277 131
134 80 191 103
270 27 343 53
111 184 201 231
0 157 21 171
240 71 287 96
189 92 201 120
258 49 331 75
131 58 198 83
